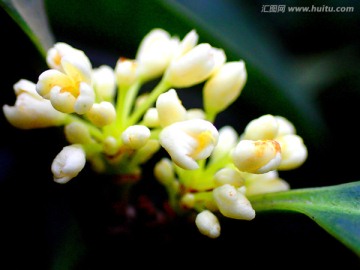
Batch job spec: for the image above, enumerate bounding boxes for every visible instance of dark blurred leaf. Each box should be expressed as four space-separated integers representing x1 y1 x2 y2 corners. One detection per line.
249 181 360 257
0 0 55 57
50 217 86 270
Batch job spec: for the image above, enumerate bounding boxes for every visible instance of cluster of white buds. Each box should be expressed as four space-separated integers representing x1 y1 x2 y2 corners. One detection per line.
3 28 308 238
153 107 307 238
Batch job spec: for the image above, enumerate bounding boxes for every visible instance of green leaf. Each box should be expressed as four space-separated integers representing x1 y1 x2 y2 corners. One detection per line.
249 181 360 257
0 0 55 57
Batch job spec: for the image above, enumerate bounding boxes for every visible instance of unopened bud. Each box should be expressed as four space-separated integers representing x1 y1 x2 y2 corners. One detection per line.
213 184 255 220
121 125 151 149
231 140 281 174
195 210 221 238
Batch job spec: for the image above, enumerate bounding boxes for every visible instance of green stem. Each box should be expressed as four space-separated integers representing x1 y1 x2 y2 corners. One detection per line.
206 110 217 123
127 78 171 126
65 114 104 142
122 80 142 128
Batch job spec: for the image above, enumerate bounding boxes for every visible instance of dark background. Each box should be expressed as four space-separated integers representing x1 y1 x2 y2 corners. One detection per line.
1 0 360 268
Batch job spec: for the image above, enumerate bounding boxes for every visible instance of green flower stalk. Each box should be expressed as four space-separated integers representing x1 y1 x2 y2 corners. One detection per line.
2 28 308 239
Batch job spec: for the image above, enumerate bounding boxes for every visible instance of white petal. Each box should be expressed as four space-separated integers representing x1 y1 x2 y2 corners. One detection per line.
195 210 221 238
51 145 86 184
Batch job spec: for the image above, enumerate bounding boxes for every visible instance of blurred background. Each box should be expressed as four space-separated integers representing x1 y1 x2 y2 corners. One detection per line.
1 0 360 268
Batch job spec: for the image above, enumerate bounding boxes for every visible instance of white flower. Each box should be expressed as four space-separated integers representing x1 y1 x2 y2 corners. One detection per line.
121 125 151 149
156 89 187 127
213 184 255 220
242 114 279 140
186 108 206 120
159 119 219 170
103 136 119 155
86 101 116 127
231 139 282 174
154 158 175 185
92 65 116 102
46 42 92 72
51 144 86 184
173 29 198 59
276 134 308 170
115 58 138 88
142 108 160 127
164 43 226 88
136 28 179 81
209 125 238 164
195 210 221 238
36 54 95 114
204 60 247 115
275 116 296 136
214 167 245 188
64 122 93 144
3 79 66 129
244 171 290 196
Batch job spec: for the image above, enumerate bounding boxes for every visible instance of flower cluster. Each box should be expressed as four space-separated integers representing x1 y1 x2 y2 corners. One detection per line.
3 28 307 238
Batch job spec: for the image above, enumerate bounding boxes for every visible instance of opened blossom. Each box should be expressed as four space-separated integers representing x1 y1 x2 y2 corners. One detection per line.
36 44 95 114
3 79 67 129
159 119 219 170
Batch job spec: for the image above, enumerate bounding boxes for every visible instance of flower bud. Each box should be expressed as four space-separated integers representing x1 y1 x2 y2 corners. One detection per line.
156 89 187 127
121 125 151 149
214 167 245 187
46 42 91 72
204 60 247 115
154 158 175 185
136 28 179 81
86 101 116 127
115 58 138 88
195 210 221 238
276 134 308 170
142 108 160 127
164 43 226 88
242 114 279 140
51 144 86 184
64 122 93 144
231 140 281 174
275 116 296 136
186 108 205 120
103 136 119 155
3 79 66 129
174 29 198 58
209 125 238 164
245 171 290 196
213 184 255 220
180 193 195 208
159 119 219 170
92 65 116 101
